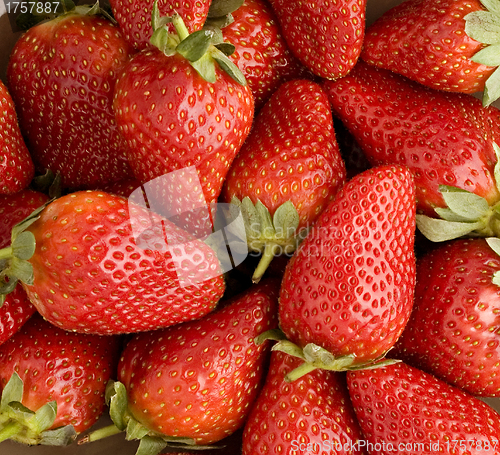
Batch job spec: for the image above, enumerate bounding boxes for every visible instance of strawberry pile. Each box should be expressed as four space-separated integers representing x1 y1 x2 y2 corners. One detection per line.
1 0 500 454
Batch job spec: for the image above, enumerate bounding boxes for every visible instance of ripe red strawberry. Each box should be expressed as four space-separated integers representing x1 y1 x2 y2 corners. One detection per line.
347 362 500 454
0 285 36 347
82 280 279 452
109 0 212 50
113 9 254 235
0 314 121 445
276 165 416 378
268 0 367 80
0 80 34 194
242 350 366 455
393 238 500 397
0 190 225 335
222 78 346 282
323 61 500 242
219 0 309 111
362 0 500 106
6 7 134 190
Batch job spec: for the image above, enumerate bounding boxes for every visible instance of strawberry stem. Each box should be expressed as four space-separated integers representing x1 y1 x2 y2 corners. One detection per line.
0 421 22 443
78 424 122 444
0 246 13 261
171 13 190 41
285 362 318 382
252 243 279 283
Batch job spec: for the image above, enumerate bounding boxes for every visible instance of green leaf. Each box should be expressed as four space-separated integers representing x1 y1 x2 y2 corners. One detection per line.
11 231 36 261
151 0 173 32
439 185 490 220
470 43 500 66
31 402 57 433
493 270 500 286
1 373 24 412
8 257 34 286
214 42 236 56
125 418 149 441
190 53 217 83
11 199 52 242
254 328 287 345
481 0 500 16
434 207 473 222
136 436 169 455
486 237 500 257
482 65 500 106
465 10 500 44
210 47 247 86
255 200 275 239
40 425 77 446
107 381 128 431
176 30 214 62
416 214 485 242
271 340 307 360
150 28 179 56
240 197 260 242
273 201 300 240
208 0 244 18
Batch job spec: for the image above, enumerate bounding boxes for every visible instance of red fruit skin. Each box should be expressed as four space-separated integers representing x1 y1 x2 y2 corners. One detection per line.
6 14 134 190
362 0 494 95
22 191 225 335
268 0 367 80
223 0 309 111
393 238 500 397
0 286 36 347
118 280 279 445
113 49 254 210
242 350 367 455
222 79 346 231
109 0 211 50
0 314 121 433
323 61 500 217
279 165 416 363
347 362 500 455
0 81 34 194
0 189 49 248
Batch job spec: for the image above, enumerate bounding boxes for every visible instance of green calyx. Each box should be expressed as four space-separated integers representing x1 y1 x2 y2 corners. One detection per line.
255 330 400 382
465 0 500 105
78 381 216 455
149 0 246 85
230 196 304 283
15 0 114 31
416 142 500 242
0 373 77 446
0 201 51 307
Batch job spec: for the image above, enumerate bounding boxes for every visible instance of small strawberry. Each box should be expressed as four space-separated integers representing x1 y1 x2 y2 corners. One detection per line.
109 0 212 50
0 80 34 194
0 285 36 347
113 5 254 237
242 350 366 455
0 190 226 335
347 362 500 454
216 0 309 111
7 5 134 190
323 61 500 242
362 0 500 106
222 78 346 282
272 165 416 379
393 237 500 397
80 280 279 453
268 0 367 80
0 314 121 446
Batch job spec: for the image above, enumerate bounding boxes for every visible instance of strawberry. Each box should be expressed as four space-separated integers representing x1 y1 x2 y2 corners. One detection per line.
347 362 500 454
112 5 254 237
109 0 212 50
0 190 226 335
217 0 309 111
267 0 367 80
393 237 500 397
0 80 34 194
0 285 36 347
242 350 366 455
361 0 500 106
221 78 346 282
322 61 500 242
6 6 134 190
273 165 416 379
81 280 279 452
0 314 121 445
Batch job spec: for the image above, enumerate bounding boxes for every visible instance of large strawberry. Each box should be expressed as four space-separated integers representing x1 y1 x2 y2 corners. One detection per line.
323 61 500 242
362 0 500 106
0 80 34 195
0 314 121 446
393 237 500 397
0 190 226 335
80 280 279 453
217 0 309 111
222 78 346 282
272 165 416 380
113 4 254 237
6 4 134 190
268 0 367 80
242 350 366 455
347 362 500 454
109 0 212 50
